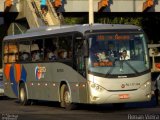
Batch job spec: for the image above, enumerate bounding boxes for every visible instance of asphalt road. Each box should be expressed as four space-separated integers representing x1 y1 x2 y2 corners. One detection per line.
0 96 160 120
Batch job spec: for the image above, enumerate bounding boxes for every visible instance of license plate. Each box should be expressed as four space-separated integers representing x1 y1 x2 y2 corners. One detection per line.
119 94 129 99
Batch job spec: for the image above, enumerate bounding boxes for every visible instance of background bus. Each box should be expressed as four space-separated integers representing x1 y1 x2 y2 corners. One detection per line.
148 44 160 105
3 24 151 109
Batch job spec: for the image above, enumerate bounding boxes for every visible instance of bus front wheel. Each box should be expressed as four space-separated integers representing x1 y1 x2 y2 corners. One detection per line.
19 83 30 105
60 84 75 110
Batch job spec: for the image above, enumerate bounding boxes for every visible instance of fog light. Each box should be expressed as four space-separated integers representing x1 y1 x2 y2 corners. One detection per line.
90 96 99 101
146 94 151 98
146 81 151 85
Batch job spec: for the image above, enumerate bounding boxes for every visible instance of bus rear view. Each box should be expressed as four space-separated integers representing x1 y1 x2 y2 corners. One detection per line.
86 25 151 104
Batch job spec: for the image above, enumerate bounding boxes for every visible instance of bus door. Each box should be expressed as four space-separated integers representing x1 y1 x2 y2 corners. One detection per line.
74 35 86 77
73 34 88 103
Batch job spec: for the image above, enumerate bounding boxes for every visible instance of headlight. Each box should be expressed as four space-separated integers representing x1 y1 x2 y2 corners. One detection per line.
144 81 151 87
89 81 104 92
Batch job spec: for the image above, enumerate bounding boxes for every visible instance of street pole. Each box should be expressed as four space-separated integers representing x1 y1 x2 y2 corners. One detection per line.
89 0 94 25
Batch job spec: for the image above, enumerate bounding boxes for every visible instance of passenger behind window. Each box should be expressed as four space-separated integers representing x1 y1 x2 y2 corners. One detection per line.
32 51 41 61
47 49 57 61
19 44 30 61
31 44 43 61
68 51 72 58
58 49 67 59
20 52 30 61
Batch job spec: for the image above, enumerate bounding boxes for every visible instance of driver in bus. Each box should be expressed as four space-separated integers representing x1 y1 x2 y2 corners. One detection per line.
120 50 130 60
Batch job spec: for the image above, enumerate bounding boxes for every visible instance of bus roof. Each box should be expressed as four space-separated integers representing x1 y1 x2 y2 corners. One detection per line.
4 24 142 41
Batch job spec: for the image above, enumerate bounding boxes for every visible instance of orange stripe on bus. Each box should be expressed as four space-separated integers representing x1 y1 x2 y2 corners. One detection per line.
15 64 21 83
4 64 12 81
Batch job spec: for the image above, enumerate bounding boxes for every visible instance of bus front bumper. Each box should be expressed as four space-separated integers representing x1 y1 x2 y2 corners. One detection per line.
89 85 151 104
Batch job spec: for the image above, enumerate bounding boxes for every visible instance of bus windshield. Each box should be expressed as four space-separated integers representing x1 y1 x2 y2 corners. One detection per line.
88 32 149 76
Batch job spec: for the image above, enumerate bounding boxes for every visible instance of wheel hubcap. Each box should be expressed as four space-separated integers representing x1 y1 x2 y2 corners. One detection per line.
64 91 71 103
20 88 25 102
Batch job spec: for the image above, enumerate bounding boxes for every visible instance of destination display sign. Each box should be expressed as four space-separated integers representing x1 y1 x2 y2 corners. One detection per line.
97 34 132 41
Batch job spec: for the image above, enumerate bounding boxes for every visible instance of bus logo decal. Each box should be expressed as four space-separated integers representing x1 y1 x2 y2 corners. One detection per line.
35 65 46 80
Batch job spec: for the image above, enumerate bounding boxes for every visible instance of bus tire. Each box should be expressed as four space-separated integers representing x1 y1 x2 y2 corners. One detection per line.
19 83 30 105
60 84 76 110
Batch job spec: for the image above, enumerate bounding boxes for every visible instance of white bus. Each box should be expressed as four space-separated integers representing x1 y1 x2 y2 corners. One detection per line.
3 24 151 109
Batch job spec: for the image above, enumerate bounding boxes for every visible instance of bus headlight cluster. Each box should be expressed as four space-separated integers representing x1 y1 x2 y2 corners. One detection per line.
144 81 151 87
89 82 104 92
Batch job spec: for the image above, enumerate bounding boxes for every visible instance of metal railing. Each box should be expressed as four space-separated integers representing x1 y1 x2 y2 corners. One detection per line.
25 0 42 28
31 0 48 25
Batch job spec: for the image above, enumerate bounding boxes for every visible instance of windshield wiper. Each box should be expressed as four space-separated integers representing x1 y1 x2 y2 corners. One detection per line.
105 60 139 77
124 61 139 75
105 61 117 77
105 67 115 77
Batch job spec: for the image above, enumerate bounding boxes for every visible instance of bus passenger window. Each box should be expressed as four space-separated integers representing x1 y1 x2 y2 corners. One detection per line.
8 43 18 63
31 44 40 61
57 49 67 59
58 35 72 59
19 41 31 62
32 51 40 61
3 43 8 63
19 44 30 61
4 55 8 63
20 52 29 61
31 39 44 61
45 37 58 61
46 48 57 61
